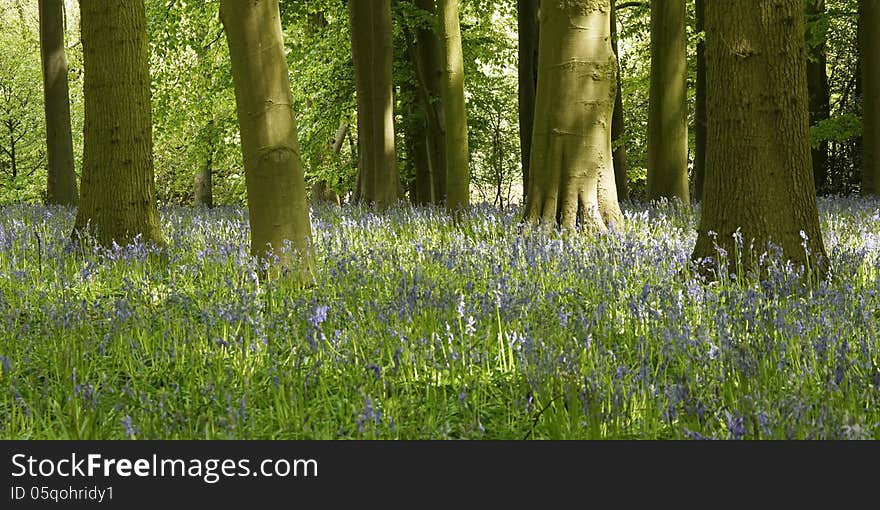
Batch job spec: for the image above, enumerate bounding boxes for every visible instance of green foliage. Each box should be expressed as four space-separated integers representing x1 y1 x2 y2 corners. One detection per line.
811 113 863 147
146 0 243 205
0 4 46 204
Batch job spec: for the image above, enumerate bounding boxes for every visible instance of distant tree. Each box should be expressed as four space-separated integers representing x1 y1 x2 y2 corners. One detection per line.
437 0 470 211
610 0 628 202
348 0 400 209
73 0 163 247
525 0 623 231
39 0 78 206
692 0 828 277
862 0 879 194
647 0 689 204
806 0 830 194
693 0 706 201
220 0 314 282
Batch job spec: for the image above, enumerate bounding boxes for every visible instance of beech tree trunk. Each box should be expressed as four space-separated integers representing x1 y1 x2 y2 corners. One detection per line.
647 0 689 204
518 0 539 201
862 0 880 195
39 0 78 206
437 0 470 211
349 0 400 209
73 0 163 247
692 0 828 278
220 0 314 282
525 0 623 232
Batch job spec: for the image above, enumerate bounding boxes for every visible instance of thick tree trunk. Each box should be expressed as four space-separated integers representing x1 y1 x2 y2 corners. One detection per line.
220 0 314 282
348 0 400 209
693 0 706 201
518 0 539 202
647 0 689 204
610 0 629 202
39 0 78 206
73 0 163 247
862 0 880 195
525 1 623 232
437 0 470 211
806 0 830 195
692 0 828 278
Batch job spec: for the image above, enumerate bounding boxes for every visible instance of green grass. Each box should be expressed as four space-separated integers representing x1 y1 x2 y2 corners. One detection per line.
1 198 879 439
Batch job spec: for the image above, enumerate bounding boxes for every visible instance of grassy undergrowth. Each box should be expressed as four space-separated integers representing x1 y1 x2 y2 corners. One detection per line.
1 198 879 439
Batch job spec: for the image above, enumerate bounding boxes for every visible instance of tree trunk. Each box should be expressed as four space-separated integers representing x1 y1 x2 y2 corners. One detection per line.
518 0 539 202
862 0 880 195
220 0 314 282
647 0 689 204
407 0 447 204
693 0 707 201
525 0 623 232
402 76 432 205
348 0 400 209
610 0 629 202
193 153 213 208
806 0 830 195
73 0 163 247
39 0 78 206
437 0 470 212
692 0 828 278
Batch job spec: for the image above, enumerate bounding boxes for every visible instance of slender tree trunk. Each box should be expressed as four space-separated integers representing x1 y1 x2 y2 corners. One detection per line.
692 0 828 278
193 152 213 208
862 0 880 195
526 0 623 232
349 0 400 209
806 0 830 195
73 0 163 247
693 0 707 202
518 0 539 202
647 0 689 204
610 0 629 202
39 0 78 206
437 0 470 212
220 0 314 282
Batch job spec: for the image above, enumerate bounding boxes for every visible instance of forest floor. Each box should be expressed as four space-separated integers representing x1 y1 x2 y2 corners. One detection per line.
1 198 878 439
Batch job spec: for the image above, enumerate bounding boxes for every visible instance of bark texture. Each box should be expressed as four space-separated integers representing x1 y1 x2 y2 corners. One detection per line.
647 0 689 203
221 0 314 281
525 0 623 232
39 0 78 206
74 0 163 247
437 0 470 211
692 0 829 278
349 0 400 209
518 0 539 201
862 0 880 195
